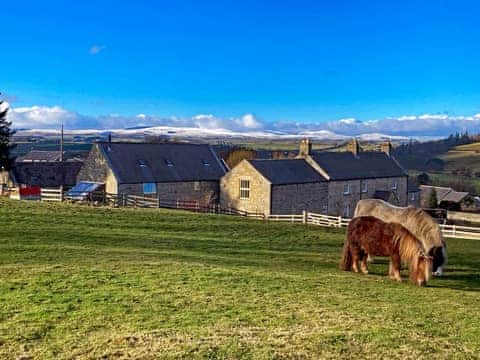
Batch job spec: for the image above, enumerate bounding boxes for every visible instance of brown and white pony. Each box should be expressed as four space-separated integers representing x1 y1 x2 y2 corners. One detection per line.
340 216 433 286
354 199 447 276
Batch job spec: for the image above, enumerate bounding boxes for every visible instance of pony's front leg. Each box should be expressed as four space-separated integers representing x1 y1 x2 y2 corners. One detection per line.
434 266 443 276
390 254 402 282
352 252 360 273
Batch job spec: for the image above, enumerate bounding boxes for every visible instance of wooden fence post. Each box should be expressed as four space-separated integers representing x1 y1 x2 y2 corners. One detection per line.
338 216 342 227
302 210 308 224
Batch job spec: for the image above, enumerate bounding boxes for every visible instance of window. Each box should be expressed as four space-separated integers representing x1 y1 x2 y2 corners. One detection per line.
143 183 156 194
343 183 350 195
194 181 200 191
361 180 368 193
202 159 210 167
165 159 174 167
392 182 398 191
239 179 250 199
322 204 328 214
138 160 147 167
343 204 350 218
411 193 416 201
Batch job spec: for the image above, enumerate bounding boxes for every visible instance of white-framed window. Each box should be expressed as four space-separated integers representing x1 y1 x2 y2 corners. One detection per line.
343 183 350 195
239 179 250 199
194 181 200 191
343 203 350 218
361 180 368 193
392 182 398 191
322 204 328 214
411 193 416 201
143 182 156 194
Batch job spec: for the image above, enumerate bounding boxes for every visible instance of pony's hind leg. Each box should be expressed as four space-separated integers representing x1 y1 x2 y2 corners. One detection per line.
360 251 369 274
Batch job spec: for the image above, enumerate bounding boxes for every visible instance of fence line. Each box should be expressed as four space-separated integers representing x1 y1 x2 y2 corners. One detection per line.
10 188 480 240
41 188 63 202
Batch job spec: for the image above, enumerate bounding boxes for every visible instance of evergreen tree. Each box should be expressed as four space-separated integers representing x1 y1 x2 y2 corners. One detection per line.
428 188 438 209
0 100 16 170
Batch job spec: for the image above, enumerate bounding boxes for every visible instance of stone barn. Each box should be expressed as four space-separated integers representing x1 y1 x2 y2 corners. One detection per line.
220 159 328 215
77 142 227 205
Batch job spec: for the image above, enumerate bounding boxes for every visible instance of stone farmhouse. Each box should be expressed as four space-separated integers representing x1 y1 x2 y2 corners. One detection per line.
221 139 408 217
299 139 408 217
220 159 328 215
77 142 227 205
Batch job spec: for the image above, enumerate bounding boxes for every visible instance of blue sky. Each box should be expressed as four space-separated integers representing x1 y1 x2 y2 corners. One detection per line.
3 1 480 135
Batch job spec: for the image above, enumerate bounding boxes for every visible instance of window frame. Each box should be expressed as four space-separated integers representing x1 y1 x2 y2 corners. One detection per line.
239 178 251 200
392 181 398 191
343 183 351 195
361 180 368 193
142 182 157 194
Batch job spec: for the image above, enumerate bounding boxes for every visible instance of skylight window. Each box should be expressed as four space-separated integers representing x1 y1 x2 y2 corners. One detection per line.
138 160 147 167
202 159 210 166
165 159 174 167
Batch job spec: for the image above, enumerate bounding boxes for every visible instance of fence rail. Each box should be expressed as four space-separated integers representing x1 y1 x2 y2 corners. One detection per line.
41 188 63 202
10 188 480 240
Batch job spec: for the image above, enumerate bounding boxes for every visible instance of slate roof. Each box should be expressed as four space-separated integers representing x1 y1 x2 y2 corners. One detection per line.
98 142 227 184
17 150 63 162
11 162 83 187
248 159 326 185
420 185 469 204
310 152 406 180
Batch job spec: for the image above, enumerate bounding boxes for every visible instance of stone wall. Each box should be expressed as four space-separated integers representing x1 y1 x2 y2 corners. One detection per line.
271 182 328 215
76 144 119 193
220 160 271 215
118 181 219 204
327 176 408 217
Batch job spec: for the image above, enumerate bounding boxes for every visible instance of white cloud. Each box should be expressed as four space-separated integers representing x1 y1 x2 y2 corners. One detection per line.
89 45 106 55
235 114 263 129
8 104 480 138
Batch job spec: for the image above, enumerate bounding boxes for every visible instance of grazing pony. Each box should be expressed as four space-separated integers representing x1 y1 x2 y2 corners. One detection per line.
341 216 433 286
354 199 447 276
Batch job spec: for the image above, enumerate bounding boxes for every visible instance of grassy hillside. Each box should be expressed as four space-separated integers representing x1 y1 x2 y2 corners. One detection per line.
0 200 479 359
439 142 480 174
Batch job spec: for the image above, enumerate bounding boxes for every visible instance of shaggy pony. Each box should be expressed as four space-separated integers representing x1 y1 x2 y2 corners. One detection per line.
341 216 433 286
354 199 447 276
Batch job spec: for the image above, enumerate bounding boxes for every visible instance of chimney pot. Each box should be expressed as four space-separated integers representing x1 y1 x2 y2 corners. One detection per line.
299 138 312 157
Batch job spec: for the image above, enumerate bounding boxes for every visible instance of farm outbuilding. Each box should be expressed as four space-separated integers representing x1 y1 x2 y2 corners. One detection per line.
220 159 328 215
76 142 228 205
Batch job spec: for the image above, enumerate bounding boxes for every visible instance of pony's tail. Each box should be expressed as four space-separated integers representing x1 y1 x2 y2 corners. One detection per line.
340 238 352 271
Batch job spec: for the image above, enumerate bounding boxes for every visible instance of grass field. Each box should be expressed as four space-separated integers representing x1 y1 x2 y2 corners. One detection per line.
439 142 480 174
1 200 480 359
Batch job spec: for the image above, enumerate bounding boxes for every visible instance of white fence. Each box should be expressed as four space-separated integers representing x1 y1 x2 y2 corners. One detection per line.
267 211 480 240
10 189 480 240
41 188 63 202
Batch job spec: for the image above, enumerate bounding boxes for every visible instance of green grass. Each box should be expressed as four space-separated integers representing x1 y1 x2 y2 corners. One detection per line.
1 200 480 359
439 142 480 173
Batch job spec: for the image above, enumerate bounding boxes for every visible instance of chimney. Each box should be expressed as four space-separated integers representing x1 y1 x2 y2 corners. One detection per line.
299 138 312 157
381 140 393 156
107 133 112 152
347 138 360 157
60 123 64 162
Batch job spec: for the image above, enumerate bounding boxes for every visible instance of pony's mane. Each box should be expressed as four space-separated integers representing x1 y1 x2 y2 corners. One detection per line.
392 224 430 282
403 207 443 246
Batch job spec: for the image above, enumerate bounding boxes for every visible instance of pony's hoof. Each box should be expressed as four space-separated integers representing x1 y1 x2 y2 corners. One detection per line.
433 269 443 276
